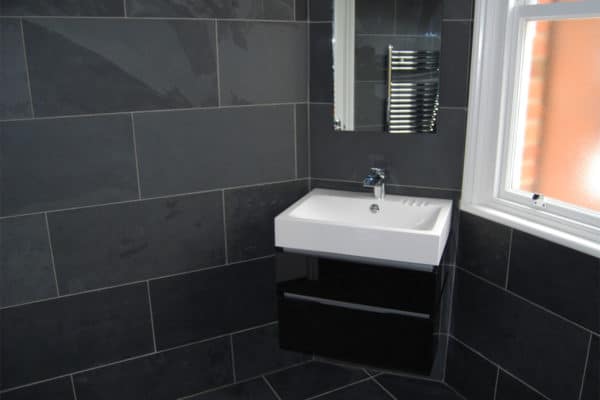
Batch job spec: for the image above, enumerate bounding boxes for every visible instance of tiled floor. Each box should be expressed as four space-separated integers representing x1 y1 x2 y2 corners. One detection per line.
183 361 463 400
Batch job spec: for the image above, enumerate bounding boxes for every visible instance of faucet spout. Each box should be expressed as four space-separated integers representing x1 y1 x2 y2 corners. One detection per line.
363 168 386 200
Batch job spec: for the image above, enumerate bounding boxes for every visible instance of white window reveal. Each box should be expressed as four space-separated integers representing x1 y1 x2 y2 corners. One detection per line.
462 0 600 257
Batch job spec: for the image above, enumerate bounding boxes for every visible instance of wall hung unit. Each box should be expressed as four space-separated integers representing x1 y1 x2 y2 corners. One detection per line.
273 188 453 373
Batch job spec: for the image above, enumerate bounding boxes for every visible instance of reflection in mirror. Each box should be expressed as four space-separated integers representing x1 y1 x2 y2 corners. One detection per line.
333 0 442 134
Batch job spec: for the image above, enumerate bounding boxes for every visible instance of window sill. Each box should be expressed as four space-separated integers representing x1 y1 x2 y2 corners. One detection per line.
460 202 600 259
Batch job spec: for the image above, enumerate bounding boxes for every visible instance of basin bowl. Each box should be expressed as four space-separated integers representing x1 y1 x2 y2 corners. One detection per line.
275 189 452 268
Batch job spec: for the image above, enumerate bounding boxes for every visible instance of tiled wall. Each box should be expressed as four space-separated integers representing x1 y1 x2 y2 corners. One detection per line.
447 212 599 400
0 0 311 398
307 0 474 381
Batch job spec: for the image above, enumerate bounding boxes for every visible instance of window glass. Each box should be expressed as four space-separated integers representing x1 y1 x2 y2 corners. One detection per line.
513 18 600 212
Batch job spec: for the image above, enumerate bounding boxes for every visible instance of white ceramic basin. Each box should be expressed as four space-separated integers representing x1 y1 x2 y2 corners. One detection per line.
275 189 452 268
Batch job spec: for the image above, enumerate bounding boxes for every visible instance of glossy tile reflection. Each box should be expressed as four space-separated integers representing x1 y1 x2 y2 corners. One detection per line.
23 18 218 116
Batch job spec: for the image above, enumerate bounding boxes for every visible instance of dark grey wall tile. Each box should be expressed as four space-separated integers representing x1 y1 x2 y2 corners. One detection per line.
0 283 153 389
295 104 309 178
508 230 600 333
74 337 233 400
265 361 367 400
150 258 277 349
316 381 390 400
439 20 472 108
218 21 307 105
438 266 456 334
581 335 598 400
135 105 295 197
48 192 225 294
295 0 307 21
458 212 511 287
308 0 332 21
1 0 124 16
395 0 442 36
0 115 138 216
452 269 590 400
445 338 497 400
127 0 293 19
376 374 461 399
443 0 473 20
309 23 332 103
310 104 466 189
431 334 449 380
495 372 546 400
1 377 74 400
225 180 308 262
23 18 217 116
0 215 56 307
0 20 31 119
189 378 276 400
354 81 386 128
232 324 309 380
356 0 395 34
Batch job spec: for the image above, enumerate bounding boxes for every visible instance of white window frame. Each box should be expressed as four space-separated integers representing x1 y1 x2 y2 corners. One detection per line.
462 0 600 258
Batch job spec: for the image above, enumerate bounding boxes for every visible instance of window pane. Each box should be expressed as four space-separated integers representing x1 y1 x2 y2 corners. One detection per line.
514 18 600 212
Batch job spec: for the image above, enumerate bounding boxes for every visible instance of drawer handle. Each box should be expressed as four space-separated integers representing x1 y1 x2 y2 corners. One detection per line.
283 293 430 320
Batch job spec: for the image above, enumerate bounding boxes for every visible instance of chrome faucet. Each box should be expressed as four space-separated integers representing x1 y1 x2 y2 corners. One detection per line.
363 168 385 200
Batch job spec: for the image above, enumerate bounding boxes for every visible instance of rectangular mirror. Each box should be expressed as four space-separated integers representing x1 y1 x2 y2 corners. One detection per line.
333 0 443 134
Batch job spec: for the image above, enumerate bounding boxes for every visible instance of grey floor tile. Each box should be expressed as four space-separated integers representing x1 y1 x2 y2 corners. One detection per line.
187 378 277 400
265 361 367 400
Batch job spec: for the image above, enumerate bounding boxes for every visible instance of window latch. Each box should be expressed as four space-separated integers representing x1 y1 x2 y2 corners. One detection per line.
532 193 546 209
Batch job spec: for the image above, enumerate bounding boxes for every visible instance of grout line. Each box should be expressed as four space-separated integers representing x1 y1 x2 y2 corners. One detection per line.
214 20 221 107
0 101 309 123
221 190 229 264
70 375 78 400
19 19 35 118
311 177 461 192
372 378 398 400
504 229 513 289
229 335 237 383
442 18 473 22
293 104 298 178
492 367 500 400
123 0 127 17
293 0 296 21
449 335 553 400
577 333 593 400
2 322 292 394
44 212 60 296
441 381 468 400
146 281 158 353
305 377 373 400
0 15 307 23
0 255 276 311
455 266 599 337
0 177 309 221
176 375 265 400
262 376 283 400
130 113 142 199
441 333 450 381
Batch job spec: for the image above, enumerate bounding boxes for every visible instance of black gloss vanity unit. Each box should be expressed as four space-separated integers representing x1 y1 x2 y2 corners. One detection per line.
276 252 446 374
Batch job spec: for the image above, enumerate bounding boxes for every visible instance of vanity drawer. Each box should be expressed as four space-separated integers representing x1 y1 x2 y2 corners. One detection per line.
278 292 434 373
